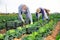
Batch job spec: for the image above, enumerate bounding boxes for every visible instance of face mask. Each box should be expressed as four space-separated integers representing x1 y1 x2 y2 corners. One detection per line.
22 10 26 12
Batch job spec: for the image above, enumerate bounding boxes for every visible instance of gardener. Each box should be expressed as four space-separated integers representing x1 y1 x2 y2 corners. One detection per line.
36 8 50 21
18 4 33 24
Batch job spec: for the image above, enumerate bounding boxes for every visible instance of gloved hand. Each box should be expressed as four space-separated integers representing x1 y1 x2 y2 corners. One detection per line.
22 20 25 24
31 22 33 24
22 20 26 27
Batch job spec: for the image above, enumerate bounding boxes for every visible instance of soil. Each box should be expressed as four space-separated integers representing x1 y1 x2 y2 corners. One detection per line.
0 29 6 34
45 21 60 40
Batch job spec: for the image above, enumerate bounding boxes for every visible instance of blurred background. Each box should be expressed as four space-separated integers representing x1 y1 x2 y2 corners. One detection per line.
0 0 60 13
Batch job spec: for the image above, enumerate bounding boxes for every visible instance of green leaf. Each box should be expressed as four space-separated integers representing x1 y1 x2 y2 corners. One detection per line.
0 34 4 39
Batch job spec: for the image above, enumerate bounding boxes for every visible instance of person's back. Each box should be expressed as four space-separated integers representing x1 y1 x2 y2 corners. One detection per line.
36 8 50 20
44 9 50 16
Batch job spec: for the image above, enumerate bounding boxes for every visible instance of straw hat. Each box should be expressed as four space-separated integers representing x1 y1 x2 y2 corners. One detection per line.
36 8 41 13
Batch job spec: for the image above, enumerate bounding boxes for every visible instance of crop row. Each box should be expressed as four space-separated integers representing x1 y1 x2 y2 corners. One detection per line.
0 19 57 40
22 20 57 40
0 13 60 40
0 13 60 30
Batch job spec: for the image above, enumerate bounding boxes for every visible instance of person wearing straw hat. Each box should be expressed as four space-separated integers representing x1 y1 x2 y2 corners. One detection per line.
36 8 50 21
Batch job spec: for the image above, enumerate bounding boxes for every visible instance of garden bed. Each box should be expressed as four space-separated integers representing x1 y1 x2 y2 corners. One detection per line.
0 13 60 40
45 21 60 40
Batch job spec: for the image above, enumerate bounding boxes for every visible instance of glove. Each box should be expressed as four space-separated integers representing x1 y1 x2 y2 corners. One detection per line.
31 22 33 24
22 20 24 22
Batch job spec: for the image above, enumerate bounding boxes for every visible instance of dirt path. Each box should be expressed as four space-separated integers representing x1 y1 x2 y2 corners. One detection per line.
45 22 60 40
0 29 6 34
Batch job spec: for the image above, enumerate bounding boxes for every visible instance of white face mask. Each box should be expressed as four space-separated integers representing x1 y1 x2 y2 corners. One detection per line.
22 10 26 12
